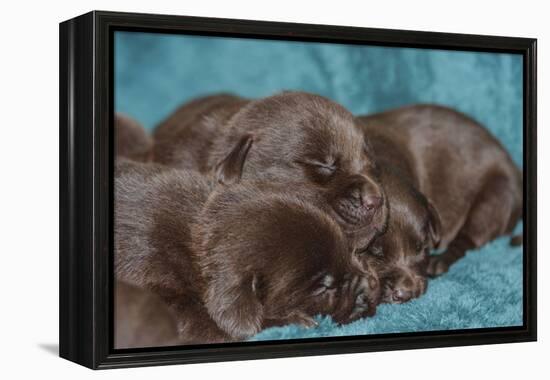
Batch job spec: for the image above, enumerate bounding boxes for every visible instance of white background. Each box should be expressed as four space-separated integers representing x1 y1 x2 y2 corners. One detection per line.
0 0 546 378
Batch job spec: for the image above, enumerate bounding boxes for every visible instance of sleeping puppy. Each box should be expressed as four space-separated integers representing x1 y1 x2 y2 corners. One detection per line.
153 92 387 250
358 165 441 303
115 281 179 349
116 142 378 344
193 182 380 340
115 113 153 162
153 94 248 172
115 159 230 344
114 135 252 344
357 105 522 298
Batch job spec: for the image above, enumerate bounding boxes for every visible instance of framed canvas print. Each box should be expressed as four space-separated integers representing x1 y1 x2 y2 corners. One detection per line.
59 11 537 369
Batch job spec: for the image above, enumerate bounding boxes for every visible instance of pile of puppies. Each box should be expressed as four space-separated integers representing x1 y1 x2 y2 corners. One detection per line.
114 92 522 349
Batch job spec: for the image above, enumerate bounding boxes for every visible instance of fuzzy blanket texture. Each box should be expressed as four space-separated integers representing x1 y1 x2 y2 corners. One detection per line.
115 31 524 340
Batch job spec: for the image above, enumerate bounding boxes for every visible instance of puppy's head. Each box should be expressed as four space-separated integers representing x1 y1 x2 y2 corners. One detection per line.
360 167 441 304
217 92 386 248
193 185 380 340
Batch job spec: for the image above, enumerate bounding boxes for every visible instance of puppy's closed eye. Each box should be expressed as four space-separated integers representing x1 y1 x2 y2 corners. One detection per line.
297 159 337 176
313 162 337 176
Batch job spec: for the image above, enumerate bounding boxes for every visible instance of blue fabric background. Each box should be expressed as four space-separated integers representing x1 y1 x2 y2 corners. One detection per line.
115 31 524 339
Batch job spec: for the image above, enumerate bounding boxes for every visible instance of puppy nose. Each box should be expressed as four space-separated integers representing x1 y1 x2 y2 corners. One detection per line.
350 181 384 211
355 292 369 308
392 289 413 303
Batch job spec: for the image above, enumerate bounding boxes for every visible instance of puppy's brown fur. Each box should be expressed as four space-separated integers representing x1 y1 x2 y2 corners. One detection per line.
154 92 387 249
115 113 153 162
193 183 380 340
358 164 441 304
153 94 248 171
357 105 522 292
115 133 252 344
115 159 230 344
115 281 179 349
115 151 378 344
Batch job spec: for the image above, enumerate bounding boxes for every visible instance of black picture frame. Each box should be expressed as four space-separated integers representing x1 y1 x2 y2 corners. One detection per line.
59 10 537 370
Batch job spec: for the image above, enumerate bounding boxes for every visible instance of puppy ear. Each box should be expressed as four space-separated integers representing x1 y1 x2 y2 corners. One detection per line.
214 134 253 185
427 200 442 249
204 273 264 340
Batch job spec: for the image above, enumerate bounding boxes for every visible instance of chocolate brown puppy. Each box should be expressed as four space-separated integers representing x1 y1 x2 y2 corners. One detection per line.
115 149 377 344
359 165 441 303
193 183 380 340
115 159 231 344
115 281 179 349
116 165 378 343
153 94 248 172
153 92 387 250
357 104 522 284
115 113 153 162
115 134 252 344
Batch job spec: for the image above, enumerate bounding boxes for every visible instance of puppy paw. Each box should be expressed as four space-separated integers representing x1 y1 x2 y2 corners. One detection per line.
426 256 449 277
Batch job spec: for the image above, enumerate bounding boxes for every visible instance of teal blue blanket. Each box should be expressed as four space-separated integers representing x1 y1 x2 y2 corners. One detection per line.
115 31 524 340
